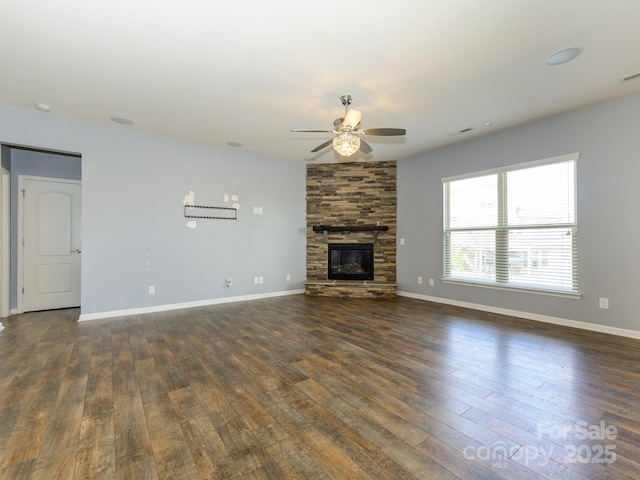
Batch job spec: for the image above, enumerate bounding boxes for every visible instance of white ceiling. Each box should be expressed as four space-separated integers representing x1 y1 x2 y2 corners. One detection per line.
2 1 640 163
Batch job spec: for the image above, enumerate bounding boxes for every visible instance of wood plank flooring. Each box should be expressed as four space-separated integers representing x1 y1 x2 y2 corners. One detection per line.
1 295 639 479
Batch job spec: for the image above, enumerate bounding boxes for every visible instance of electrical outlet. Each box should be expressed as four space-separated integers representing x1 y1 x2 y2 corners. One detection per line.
429 278 435 286
286 274 291 281
599 297 609 309
225 277 232 288
400 238 405 245
148 285 155 295
259 276 264 284
254 277 259 284
418 276 423 285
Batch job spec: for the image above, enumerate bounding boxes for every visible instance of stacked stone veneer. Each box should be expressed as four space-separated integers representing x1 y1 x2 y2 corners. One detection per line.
306 160 397 297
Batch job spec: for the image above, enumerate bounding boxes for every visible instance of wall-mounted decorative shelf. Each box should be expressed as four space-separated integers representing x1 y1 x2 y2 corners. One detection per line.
184 205 237 220
312 224 388 243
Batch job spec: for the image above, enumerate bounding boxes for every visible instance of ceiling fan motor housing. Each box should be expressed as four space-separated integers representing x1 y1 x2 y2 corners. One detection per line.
340 95 353 106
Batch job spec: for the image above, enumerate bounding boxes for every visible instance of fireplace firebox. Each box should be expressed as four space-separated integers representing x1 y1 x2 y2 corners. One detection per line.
328 243 374 281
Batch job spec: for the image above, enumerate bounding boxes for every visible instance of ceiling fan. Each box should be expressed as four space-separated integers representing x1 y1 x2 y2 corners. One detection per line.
291 95 406 157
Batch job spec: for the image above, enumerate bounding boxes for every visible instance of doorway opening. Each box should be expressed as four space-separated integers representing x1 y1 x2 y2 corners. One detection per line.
1 145 82 315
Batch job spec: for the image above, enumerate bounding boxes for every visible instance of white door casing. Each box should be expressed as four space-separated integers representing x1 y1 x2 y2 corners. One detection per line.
1 171 8 319
18 176 81 312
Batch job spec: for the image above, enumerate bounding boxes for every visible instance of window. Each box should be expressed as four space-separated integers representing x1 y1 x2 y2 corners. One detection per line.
442 153 578 295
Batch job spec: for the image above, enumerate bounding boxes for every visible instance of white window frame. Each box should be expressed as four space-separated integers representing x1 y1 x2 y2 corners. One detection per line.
442 153 580 298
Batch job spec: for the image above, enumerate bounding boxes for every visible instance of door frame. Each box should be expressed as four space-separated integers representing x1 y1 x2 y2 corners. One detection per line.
17 174 81 314
0 168 9 318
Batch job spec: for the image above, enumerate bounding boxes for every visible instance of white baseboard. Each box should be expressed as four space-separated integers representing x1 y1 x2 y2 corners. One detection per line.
78 289 305 322
397 291 640 340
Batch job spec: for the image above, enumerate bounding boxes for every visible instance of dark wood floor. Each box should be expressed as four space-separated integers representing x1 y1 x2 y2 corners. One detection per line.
1 295 639 479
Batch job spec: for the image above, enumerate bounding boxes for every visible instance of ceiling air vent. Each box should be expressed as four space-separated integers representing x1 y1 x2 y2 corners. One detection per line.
448 127 474 137
620 72 640 83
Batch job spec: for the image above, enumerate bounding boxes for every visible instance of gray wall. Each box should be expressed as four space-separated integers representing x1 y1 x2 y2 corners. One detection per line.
0 106 306 316
397 92 640 332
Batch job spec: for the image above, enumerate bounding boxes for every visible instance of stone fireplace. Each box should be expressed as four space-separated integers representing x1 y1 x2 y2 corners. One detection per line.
305 160 397 297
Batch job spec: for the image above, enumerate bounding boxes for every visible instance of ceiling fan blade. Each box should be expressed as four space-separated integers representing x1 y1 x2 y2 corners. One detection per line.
359 128 406 136
310 139 334 153
359 139 373 154
343 109 362 128
291 129 334 133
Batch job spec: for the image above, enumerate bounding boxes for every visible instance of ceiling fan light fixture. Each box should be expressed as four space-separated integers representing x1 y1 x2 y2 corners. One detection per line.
333 131 360 157
292 94 406 156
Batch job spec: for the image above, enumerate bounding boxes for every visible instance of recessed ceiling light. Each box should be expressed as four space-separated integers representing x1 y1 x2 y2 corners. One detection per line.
546 47 582 66
35 103 51 113
227 141 243 147
110 116 134 125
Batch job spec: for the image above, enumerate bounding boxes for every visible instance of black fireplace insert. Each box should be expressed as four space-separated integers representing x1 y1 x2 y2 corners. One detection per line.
328 243 374 280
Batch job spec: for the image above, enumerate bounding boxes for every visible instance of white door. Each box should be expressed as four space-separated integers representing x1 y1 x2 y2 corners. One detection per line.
19 176 81 312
